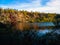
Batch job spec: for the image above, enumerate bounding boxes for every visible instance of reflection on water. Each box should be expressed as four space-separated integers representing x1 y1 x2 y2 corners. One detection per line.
15 22 56 30
0 22 60 45
15 22 60 35
35 29 60 37
38 29 52 33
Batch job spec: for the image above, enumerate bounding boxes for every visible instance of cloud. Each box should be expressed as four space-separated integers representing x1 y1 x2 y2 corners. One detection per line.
46 0 60 13
0 0 60 14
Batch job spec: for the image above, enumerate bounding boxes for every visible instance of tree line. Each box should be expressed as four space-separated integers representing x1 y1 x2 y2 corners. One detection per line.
0 8 60 23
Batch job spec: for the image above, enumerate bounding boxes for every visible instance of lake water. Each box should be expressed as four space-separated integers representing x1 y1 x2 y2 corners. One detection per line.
0 22 60 45
36 29 60 37
15 22 56 30
15 22 60 35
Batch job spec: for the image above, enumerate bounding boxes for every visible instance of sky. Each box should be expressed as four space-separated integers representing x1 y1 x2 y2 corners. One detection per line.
0 0 60 14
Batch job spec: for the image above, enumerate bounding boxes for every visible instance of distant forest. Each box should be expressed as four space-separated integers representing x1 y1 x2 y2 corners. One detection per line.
0 8 60 24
